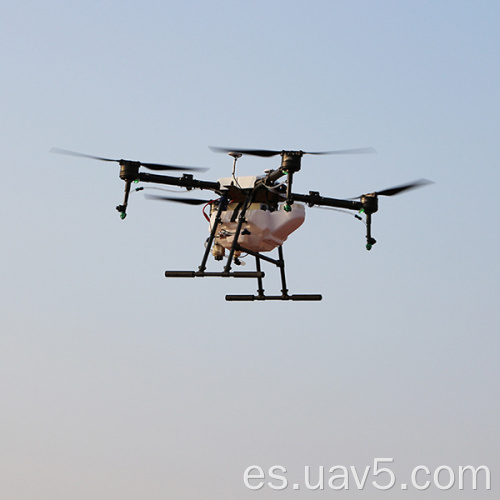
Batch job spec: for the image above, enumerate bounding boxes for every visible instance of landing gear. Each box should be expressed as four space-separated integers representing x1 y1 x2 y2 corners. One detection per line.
164 189 322 301
225 246 322 301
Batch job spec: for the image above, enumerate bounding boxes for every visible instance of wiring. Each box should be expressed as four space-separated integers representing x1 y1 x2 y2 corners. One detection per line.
202 199 217 222
315 205 365 223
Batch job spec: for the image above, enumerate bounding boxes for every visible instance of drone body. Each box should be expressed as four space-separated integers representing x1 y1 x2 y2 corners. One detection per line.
52 146 432 301
209 174 306 255
210 200 305 254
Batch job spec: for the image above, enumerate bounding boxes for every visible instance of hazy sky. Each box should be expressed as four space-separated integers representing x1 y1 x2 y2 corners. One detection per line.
1 1 499 498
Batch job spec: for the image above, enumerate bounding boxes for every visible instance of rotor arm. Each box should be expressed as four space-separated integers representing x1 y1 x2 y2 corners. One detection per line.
291 191 363 211
261 168 287 186
292 191 379 250
138 172 220 193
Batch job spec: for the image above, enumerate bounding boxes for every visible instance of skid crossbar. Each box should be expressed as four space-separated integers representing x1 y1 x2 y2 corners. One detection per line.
225 294 322 301
165 271 264 278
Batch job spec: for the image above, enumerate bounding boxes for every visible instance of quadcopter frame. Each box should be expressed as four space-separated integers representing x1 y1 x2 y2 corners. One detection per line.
52 146 432 302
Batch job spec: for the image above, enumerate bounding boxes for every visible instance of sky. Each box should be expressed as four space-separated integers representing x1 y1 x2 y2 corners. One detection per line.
1 1 499 498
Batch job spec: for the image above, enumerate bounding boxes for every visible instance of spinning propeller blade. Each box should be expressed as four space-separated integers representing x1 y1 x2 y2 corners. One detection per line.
375 179 434 196
50 147 118 162
144 193 210 205
209 146 376 157
51 147 209 172
209 146 280 157
353 179 433 198
305 147 376 155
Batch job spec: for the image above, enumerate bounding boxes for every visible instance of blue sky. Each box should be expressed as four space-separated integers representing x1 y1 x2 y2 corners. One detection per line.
1 1 499 498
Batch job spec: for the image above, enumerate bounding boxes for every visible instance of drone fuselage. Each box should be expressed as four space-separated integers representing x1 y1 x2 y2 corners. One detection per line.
208 175 305 255
210 201 305 254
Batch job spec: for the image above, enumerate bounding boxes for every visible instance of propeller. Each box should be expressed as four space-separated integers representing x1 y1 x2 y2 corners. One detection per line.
376 179 434 196
210 146 376 157
50 147 209 172
144 193 211 205
353 179 433 199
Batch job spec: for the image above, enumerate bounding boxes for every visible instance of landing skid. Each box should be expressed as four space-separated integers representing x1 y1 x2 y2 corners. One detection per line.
225 294 322 302
164 271 263 278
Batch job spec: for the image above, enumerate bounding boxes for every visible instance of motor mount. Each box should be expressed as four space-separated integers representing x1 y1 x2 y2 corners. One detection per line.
360 193 378 214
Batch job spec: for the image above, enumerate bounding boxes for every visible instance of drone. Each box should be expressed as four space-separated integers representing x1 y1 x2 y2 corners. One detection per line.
52 146 432 301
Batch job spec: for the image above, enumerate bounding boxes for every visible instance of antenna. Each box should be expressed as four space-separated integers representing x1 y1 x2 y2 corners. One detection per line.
228 152 242 188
